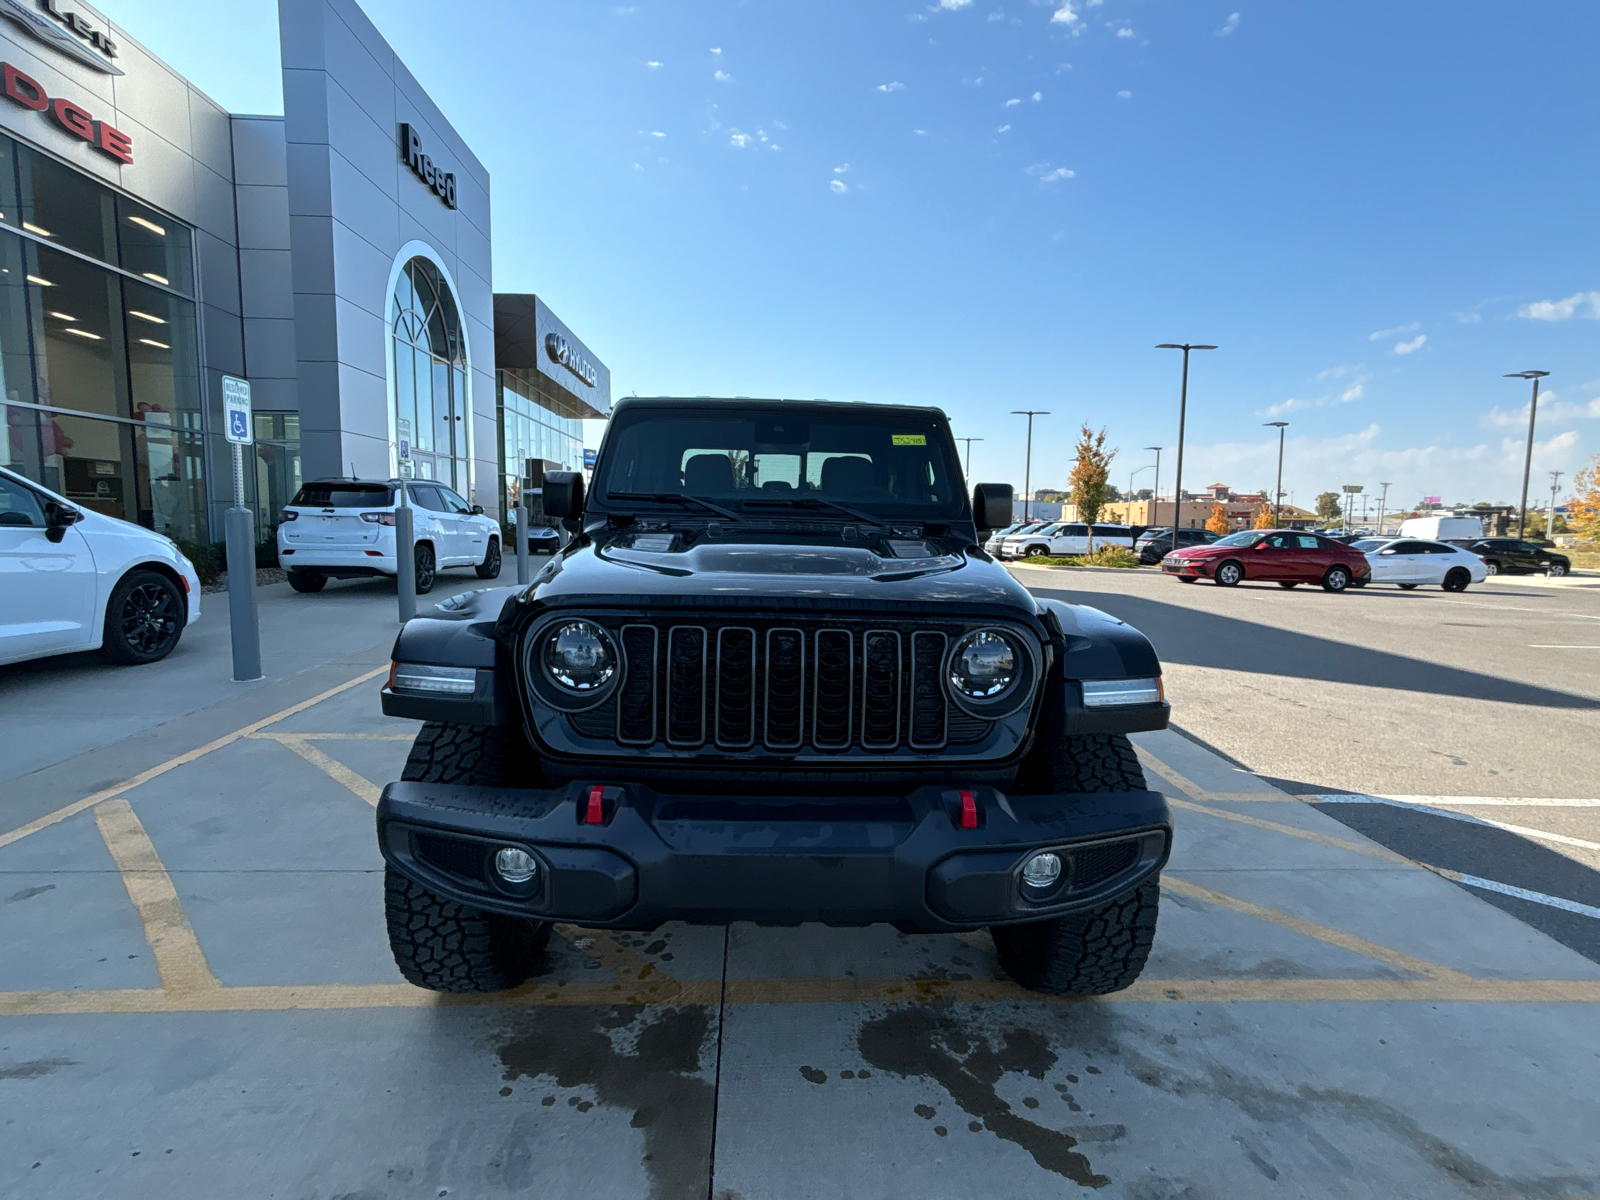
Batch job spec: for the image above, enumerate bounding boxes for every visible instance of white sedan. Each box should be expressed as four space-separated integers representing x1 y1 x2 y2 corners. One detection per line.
0 465 201 667
1353 538 1487 592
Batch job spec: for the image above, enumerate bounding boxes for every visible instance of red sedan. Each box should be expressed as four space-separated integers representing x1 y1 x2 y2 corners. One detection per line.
1161 530 1371 592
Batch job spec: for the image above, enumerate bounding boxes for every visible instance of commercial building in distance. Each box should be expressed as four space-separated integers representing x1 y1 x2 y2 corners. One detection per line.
0 0 608 550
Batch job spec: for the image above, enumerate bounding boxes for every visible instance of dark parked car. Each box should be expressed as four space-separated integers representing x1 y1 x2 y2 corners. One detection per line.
376 398 1174 997
1134 528 1219 564
1161 529 1372 591
1465 538 1571 577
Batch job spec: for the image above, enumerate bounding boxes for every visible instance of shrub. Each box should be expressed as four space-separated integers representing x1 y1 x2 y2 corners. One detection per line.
1083 545 1141 568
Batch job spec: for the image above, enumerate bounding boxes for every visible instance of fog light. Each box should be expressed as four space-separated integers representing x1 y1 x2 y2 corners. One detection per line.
1021 851 1062 888
494 847 538 884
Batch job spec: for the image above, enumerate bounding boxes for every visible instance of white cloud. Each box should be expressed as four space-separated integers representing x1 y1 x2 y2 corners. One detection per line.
1394 335 1426 355
1031 91 1042 101
648 130 666 138
1368 322 1420 341
830 179 849 194
1519 291 1600 321
729 132 753 148
632 163 644 171
1481 392 1600 429
714 69 732 82
1005 97 1021 106
1114 26 1134 37
833 163 850 174
1116 90 1132 99
710 47 722 55
1258 374 1369 417
1026 162 1074 183
936 0 974 8
646 60 662 69
1217 12 1240 36
988 9 1005 19
997 124 1012 132
1050 2 1077 24
876 81 905 92
913 128 928 135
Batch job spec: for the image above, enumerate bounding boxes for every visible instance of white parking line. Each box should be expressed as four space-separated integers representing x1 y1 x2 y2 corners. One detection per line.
1425 867 1600 922
1309 794 1600 853
1528 644 1600 649
1314 794 1600 808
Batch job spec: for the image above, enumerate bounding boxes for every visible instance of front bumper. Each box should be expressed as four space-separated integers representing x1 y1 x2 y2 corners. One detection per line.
377 779 1171 931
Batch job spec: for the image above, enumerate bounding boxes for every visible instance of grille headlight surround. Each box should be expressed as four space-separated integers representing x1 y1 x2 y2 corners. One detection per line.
944 626 1039 719
524 615 624 711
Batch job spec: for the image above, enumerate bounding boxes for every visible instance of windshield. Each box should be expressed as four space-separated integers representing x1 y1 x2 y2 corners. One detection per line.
1211 530 1265 548
593 407 965 519
1351 539 1390 552
290 483 395 508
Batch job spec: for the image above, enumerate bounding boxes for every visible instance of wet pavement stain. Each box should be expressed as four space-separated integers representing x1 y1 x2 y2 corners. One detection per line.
799 1065 827 1084
856 1007 1109 1188
496 1005 714 1200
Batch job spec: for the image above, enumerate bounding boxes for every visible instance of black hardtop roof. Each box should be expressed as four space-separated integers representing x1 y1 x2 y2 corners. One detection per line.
300 478 401 486
611 396 952 422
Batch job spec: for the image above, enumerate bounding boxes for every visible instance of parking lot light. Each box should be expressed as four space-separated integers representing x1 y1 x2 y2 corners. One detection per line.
1156 344 1217 549
1505 370 1550 538
1264 421 1288 528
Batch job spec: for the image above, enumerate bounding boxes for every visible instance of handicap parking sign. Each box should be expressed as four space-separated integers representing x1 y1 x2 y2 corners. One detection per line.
222 376 253 446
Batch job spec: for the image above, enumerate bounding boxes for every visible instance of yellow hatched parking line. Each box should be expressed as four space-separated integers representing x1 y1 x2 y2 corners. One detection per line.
251 732 384 807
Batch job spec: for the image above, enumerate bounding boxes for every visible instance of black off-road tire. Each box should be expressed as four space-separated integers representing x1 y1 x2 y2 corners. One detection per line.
286 569 326 593
384 722 550 993
475 537 502 580
999 732 1160 994
992 880 1161 995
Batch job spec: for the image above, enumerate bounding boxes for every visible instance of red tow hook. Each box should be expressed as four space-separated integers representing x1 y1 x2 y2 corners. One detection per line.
959 789 978 830
585 785 606 825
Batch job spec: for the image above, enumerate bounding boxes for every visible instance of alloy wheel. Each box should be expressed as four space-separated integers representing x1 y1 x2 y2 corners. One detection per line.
120 583 179 655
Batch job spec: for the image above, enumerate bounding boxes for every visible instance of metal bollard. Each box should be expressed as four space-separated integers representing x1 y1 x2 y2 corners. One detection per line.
224 505 262 681
395 482 416 624
515 503 530 584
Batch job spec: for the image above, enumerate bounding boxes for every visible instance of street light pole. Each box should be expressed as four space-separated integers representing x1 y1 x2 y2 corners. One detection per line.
1156 344 1217 551
1548 470 1564 541
1128 463 1155 525
1011 411 1049 522
1505 370 1550 538
956 437 984 482
1144 446 1162 532
1377 481 1391 535
1263 421 1288 529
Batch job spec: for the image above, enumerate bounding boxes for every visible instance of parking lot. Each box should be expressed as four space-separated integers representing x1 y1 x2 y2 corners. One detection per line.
4 566 1599 1199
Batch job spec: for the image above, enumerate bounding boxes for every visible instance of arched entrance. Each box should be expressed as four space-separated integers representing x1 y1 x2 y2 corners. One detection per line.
390 256 468 489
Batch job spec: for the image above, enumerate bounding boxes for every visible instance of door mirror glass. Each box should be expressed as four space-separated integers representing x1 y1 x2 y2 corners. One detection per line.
43 500 81 543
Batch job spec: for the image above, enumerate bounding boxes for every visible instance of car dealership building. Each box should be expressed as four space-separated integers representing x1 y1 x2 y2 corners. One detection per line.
0 0 609 549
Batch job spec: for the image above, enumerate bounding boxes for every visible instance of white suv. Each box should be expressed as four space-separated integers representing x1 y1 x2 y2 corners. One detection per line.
1005 522 1137 559
277 479 501 594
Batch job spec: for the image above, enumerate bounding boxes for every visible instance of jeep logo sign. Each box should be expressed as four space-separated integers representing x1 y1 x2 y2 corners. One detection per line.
399 123 456 209
544 333 598 388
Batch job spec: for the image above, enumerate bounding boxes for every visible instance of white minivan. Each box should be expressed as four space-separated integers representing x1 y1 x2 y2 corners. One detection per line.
277 478 502 594
0 465 202 667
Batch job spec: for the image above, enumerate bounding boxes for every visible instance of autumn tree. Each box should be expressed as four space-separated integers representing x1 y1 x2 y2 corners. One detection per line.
1314 491 1343 524
1254 503 1276 529
1206 502 1231 535
1067 424 1116 550
1570 452 1600 537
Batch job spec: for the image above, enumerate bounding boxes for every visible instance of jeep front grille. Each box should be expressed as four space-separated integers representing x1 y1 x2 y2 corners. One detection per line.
604 623 953 752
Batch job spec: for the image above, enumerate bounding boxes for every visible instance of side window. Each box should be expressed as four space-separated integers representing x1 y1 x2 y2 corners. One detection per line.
440 487 472 514
1261 534 1291 549
0 478 47 527
409 485 444 512
1295 535 1322 549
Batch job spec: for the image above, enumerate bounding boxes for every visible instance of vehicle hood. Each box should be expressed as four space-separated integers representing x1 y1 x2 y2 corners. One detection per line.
1166 543 1227 559
518 536 1039 614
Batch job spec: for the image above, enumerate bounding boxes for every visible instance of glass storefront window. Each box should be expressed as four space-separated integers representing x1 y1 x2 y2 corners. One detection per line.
496 369 587 522
27 241 126 420
0 231 34 409
123 277 199 420
14 140 115 264
115 196 193 294
391 257 467 491
253 412 301 541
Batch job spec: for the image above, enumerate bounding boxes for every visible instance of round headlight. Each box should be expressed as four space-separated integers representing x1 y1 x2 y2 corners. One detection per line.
543 620 617 691
948 629 1019 701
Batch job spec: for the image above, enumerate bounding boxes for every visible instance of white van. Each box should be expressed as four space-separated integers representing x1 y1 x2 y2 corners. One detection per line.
1398 516 1483 542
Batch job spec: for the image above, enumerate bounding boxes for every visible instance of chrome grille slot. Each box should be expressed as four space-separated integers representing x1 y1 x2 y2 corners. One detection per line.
764 628 805 749
860 630 901 749
909 631 948 749
812 629 854 749
666 626 708 746
617 625 658 745
715 627 756 747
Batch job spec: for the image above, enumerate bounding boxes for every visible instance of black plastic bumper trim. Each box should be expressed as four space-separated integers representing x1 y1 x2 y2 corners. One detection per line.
377 779 1171 931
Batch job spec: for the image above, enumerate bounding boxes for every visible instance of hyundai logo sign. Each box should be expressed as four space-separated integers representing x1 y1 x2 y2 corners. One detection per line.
544 332 598 388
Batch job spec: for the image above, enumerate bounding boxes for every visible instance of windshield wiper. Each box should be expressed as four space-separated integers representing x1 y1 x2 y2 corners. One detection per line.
741 496 892 530
605 492 744 522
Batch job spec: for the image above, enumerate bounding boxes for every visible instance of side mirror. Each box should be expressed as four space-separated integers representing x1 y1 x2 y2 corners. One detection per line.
971 483 1013 533
43 501 81 544
470 504 484 515
543 471 584 520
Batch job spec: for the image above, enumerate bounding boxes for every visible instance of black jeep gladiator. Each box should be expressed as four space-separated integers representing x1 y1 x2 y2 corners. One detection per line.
376 398 1172 995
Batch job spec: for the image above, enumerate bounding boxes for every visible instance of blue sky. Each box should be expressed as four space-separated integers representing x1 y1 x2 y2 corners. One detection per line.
114 0 1599 512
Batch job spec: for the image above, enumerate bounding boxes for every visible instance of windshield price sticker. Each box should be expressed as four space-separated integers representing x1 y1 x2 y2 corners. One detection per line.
891 434 926 445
